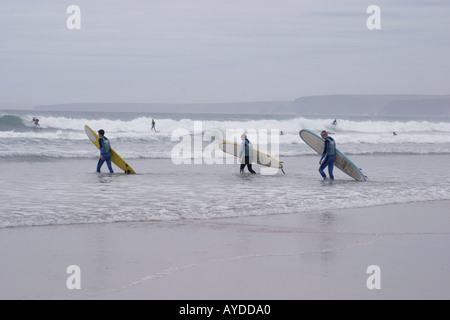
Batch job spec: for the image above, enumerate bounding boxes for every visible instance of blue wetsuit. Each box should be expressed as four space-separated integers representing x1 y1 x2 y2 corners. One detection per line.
319 137 336 180
97 136 114 173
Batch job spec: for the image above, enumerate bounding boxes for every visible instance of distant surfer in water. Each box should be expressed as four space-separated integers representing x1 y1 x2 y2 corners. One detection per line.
239 134 256 174
332 119 337 126
319 130 336 180
151 119 156 132
393 131 397 136
31 117 40 127
97 129 114 173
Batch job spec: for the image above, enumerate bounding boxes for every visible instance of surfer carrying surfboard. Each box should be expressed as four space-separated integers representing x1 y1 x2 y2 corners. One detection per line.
319 130 336 180
239 134 256 174
97 129 114 173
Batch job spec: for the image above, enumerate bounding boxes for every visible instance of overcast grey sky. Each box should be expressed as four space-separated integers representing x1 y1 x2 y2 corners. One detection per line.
1 0 449 105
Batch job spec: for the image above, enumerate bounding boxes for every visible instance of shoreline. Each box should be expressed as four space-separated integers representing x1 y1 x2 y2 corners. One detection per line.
1 200 450 300
1 198 448 231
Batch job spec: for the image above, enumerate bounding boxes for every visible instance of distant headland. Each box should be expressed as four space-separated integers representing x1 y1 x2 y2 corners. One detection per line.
31 94 450 116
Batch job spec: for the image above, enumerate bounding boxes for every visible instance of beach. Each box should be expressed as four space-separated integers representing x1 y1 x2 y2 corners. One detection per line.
2 0 450 303
1 200 449 300
1 111 450 300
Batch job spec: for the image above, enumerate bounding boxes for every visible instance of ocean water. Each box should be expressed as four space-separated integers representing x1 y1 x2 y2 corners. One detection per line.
1 110 450 228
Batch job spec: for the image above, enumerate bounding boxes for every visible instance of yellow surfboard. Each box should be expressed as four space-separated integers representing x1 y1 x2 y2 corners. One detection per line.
85 125 136 174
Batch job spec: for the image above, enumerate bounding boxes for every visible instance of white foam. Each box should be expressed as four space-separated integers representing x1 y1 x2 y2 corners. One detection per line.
7 115 450 136
1 115 449 159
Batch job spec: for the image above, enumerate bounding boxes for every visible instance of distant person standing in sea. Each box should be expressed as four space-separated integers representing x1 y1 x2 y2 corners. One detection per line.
97 129 114 173
239 134 256 174
319 130 336 180
151 119 156 132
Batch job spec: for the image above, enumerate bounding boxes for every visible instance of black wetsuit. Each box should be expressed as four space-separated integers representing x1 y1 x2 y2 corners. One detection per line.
240 139 256 174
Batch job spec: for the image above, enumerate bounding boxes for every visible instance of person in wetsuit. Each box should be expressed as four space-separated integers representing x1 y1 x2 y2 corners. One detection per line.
151 119 156 132
319 130 336 180
239 134 256 174
31 117 40 127
97 129 114 173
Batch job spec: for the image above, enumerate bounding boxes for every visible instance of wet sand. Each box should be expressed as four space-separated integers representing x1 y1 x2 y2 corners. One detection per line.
1 200 450 300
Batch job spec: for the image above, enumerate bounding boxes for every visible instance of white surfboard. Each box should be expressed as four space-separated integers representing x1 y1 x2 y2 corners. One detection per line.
218 141 284 170
299 129 367 181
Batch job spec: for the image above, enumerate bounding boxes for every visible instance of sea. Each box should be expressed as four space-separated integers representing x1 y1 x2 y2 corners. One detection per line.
1 110 450 228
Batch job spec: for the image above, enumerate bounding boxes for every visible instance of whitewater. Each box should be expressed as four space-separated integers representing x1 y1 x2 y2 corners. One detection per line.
1 109 449 228
1 111 450 159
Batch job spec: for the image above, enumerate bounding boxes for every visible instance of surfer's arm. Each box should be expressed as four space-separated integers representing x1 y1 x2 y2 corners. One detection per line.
321 140 329 161
98 138 104 154
239 141 245 158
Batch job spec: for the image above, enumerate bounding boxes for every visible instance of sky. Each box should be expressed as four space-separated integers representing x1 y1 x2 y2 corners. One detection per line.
1 0 449 106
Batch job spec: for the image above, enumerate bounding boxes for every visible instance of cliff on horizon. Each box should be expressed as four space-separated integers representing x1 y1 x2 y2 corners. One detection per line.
34 94 450 116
